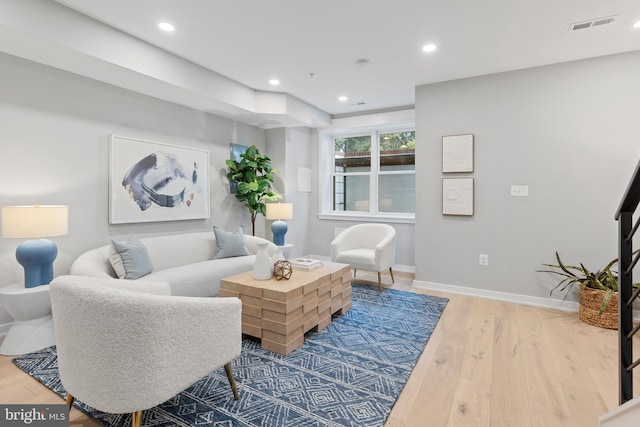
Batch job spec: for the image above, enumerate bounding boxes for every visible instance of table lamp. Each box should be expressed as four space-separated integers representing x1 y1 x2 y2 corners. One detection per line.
1 205 68 288
266 202 292 246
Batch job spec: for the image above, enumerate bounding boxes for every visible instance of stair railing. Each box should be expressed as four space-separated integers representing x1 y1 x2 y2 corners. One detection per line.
615 159 640 404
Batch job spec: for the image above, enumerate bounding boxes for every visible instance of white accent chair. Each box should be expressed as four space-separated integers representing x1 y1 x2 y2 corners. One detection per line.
49 275 242 427
330 223 396 292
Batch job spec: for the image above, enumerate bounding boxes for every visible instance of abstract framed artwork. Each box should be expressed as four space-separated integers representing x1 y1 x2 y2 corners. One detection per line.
109 135 210 224
229 143 248 194
442 134 474 173
442 177 474 216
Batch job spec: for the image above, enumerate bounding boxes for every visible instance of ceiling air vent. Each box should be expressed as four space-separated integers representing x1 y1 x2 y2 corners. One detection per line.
593 17 615 27
571 22 592 31
568 15 616 32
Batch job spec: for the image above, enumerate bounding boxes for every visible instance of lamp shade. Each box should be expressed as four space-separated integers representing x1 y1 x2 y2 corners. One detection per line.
266 203 293 220
2 205 68 239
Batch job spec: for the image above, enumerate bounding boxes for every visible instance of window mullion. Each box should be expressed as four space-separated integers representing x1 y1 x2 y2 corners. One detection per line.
370 131 379 214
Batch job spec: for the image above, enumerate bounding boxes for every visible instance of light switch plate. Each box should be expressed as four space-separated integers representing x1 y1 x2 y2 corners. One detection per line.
511 185 529 196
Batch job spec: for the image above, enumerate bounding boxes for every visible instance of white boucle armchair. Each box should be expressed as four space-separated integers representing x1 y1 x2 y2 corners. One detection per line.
49 275 242 427
330 223 396 292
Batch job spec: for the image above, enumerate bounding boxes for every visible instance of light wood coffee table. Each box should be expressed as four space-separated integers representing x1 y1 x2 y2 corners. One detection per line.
219 261 352 355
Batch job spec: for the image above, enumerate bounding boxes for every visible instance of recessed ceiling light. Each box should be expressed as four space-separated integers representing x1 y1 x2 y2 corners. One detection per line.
338 96 348 102
422 44 437 53
158 22 175 32
634 20 640 28
269 79 280 86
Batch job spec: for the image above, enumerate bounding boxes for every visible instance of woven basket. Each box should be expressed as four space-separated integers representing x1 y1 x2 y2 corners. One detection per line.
578 287 618 329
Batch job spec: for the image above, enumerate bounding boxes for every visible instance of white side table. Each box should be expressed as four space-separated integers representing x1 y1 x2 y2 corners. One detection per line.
278 243 294 260
0 284 55 355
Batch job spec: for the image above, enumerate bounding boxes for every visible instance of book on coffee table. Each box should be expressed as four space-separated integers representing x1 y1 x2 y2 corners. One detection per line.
290 258 322 271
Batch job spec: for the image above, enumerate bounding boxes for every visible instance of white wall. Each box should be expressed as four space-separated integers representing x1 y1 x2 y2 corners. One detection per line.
0 52 268 325
414 51 640 304
266 127 313 259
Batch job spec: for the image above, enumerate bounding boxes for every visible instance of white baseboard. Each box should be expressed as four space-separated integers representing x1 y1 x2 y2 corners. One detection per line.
599 395 640 427
413 279 640 320
390 264 415 273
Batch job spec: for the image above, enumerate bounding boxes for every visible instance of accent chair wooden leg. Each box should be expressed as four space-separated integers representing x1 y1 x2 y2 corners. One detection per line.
389 267 395 283
131 410 142 427
65 393 74 410
224 362 239 400
377 272 382 292
353 268 357 278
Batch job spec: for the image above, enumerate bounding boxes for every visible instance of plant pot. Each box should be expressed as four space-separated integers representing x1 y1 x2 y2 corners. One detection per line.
578 288 618 329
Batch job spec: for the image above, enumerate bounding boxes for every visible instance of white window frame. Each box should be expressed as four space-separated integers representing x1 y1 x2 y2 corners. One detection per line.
318 110 415 224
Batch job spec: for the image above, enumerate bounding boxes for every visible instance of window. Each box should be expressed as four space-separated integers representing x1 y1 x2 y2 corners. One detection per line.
331 129 415 216
378 131 415 213
333 135 371 211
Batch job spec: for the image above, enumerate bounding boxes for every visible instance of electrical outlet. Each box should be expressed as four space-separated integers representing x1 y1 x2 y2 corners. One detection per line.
479 254 489 266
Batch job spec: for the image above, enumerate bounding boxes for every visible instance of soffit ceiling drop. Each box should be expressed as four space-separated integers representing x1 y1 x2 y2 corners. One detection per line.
4 0 640 128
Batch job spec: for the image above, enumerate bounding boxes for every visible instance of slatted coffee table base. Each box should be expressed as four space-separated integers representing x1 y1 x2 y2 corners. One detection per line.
220 262 352 355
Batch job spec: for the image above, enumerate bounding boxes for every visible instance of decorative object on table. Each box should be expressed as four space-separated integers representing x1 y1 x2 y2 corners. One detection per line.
442 177 474 216
253 242 273 280
1 205 68 287
442 133 474 173
538 251 640 329
226 145 281 236
290 257 322 271
109 135 210 224
14 285 449 427
266 202 293 246
273 260 292 280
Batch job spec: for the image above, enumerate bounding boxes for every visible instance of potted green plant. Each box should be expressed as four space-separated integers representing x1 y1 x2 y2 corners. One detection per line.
539 252 639 329
226 145 281 236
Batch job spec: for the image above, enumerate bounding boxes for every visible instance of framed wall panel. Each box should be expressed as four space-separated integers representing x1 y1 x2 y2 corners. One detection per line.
109 135 210 224
442 177 474 216
442 134 474 173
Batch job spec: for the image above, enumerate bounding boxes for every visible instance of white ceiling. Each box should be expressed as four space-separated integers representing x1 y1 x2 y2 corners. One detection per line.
45 0 640 118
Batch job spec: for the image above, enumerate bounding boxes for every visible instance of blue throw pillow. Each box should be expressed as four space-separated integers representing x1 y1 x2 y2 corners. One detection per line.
213 226 250 259
110 235 153 279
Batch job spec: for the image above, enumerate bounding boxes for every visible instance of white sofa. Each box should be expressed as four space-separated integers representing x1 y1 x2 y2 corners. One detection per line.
70 231 277 297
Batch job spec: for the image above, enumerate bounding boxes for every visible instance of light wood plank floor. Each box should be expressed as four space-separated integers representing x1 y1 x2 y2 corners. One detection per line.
0 271 638 427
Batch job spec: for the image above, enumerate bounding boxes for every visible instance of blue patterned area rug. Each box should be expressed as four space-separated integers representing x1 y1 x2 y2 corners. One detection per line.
13 284 447 427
